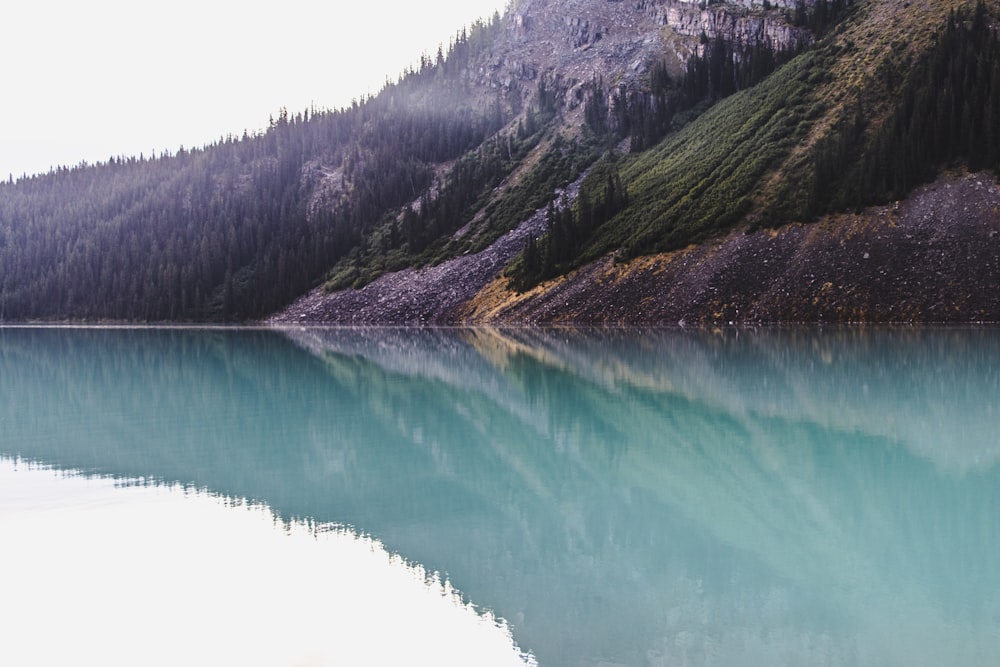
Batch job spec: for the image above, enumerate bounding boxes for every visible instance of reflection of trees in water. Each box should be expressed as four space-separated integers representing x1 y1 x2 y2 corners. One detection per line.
479 326 1000 472
2 326 1000 666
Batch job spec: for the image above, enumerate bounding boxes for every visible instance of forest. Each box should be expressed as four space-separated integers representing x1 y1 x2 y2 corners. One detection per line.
511 0 1000 291
0 15 507 321
811 1 1000 213
1 0 996 320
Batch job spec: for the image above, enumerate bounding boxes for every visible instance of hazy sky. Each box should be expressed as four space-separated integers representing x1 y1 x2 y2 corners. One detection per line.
0 0 508 180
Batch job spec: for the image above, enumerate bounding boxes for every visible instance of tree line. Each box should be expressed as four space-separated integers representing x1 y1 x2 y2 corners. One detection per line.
510 159 629 291
0 14 507 321
807 0 1000 216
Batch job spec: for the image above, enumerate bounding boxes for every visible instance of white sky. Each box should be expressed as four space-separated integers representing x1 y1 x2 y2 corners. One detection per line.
0 0 509 180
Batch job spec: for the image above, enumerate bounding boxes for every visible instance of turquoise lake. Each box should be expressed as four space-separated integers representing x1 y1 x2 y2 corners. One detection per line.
2 326 999 666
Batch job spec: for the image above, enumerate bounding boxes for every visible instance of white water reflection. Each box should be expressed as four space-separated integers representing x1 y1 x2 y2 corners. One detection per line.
0 458 534 667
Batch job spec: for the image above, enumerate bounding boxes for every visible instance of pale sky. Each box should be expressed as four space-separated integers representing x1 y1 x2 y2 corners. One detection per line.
0 0 508 180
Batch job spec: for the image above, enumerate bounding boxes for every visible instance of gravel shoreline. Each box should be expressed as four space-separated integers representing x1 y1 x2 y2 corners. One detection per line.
267 175 587 325
269 171 1000 325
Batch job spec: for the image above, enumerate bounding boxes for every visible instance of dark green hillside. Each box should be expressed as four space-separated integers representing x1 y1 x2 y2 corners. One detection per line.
510 48 828 291
3 0 997 322
807 1 1000 211
507 0 1000 292
0 16 507 321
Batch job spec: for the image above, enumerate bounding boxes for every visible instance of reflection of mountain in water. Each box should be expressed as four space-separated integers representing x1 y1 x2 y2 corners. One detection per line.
2 326 999 666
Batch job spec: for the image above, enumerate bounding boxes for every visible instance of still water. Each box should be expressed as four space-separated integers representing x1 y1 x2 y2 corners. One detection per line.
2 326 999 666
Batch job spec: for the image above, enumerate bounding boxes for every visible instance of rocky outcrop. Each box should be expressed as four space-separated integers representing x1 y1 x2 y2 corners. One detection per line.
563 15 611 48
474 0 812 107
654 1 814 51
673 0 817 11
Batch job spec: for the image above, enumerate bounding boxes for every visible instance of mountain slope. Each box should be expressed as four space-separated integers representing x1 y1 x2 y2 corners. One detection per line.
0 16 512 321
2 0 998 323
273 0 1000 324
497 0 1000 293
462 170 1000 323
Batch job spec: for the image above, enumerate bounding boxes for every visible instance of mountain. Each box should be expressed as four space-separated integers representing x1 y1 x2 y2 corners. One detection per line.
1 0 998 323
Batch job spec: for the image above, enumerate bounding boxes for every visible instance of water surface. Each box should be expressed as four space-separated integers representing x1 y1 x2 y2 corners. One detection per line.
2 326 999 666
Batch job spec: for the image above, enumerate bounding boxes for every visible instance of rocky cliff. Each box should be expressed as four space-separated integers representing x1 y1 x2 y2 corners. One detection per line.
655 0 813 51
474 0 811 106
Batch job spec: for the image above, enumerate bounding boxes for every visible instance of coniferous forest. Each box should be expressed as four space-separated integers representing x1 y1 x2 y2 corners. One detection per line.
0 17 507 321
1 0 998 321
1 103 502 321
813 1 1000 211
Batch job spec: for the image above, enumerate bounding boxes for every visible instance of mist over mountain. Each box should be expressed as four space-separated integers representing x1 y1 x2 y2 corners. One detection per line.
1 0 998 323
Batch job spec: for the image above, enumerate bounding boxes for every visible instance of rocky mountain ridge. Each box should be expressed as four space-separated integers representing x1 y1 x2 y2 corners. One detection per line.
476 0 812 106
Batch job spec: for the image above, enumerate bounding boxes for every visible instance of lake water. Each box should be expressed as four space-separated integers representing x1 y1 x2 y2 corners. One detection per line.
2 326 999 666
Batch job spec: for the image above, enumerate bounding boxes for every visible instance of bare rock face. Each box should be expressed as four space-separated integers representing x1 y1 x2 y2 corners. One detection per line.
674 0 816 11
473 0 813 113
656 1 813 51
495 0 672 90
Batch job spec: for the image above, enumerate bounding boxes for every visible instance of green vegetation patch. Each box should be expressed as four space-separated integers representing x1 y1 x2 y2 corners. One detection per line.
462 134 601 254
591 47 830 259
322 126 600 292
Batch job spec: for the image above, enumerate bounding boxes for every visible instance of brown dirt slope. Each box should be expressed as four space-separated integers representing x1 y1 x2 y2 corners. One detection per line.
462 171 1000 324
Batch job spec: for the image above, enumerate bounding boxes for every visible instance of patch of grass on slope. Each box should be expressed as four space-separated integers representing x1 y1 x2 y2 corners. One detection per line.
606 0 973 260
753 0 984 222
588 47 835 259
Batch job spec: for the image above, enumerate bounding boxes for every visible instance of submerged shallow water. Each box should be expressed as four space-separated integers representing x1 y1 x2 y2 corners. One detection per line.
2 326 999 666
